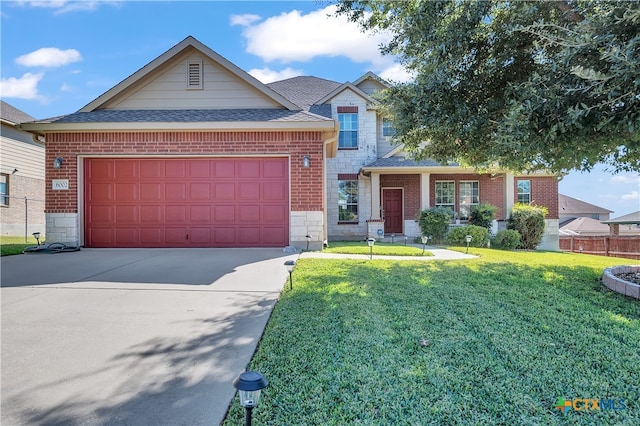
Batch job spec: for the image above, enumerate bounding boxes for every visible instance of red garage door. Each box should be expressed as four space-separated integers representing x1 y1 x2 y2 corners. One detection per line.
84 158 289 248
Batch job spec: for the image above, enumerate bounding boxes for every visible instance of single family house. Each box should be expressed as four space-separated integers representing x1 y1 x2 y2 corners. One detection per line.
21 36 559 250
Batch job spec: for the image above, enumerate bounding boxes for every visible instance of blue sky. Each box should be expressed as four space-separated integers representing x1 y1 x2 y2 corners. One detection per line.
1 0 638 217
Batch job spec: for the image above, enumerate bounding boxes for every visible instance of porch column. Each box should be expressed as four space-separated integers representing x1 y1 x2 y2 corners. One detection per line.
370 172 381 220
420 172 430 210
504 172 515 220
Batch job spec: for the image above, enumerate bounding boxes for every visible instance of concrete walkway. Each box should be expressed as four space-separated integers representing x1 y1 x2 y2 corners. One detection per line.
300 246 476 261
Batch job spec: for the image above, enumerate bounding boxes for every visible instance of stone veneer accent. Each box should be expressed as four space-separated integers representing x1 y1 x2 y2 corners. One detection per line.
602 265 640 299
290 211 324 250
45 212 79 246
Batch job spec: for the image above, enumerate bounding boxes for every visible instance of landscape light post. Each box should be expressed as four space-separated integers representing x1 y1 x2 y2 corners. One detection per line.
284 260 296 290
391 233 395 243
305 234 312 251
367 238 375 260
32 232 41 245
465 235 472 254
404 236 408 246
421 235 428 254
233 371 268 426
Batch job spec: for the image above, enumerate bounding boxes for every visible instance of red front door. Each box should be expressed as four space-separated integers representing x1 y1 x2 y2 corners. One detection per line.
383 189 403 234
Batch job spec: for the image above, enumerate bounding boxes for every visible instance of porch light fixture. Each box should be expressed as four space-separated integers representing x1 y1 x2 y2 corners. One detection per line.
53 157 64 169
233 371 268 426
284 260 296 290
303 155 310 168
305 234 312 251
32 232 41 245
12 168 18 174
421 235 428 254
367 237 375 259
465 235 472 254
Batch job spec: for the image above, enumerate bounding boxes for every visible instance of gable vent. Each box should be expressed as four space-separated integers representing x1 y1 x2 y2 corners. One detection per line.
186 60 203 89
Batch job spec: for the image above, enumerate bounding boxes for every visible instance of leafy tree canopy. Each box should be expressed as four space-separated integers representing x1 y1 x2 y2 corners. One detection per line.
335 0 640 173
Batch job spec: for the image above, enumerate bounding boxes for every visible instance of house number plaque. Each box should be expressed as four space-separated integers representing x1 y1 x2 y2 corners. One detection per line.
52 179 69 190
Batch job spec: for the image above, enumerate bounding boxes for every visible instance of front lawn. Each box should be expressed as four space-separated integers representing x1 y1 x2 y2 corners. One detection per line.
223 249 639 425
0 236 41 256
322 241 432 256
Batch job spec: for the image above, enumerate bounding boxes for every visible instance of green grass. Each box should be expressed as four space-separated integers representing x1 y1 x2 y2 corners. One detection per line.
0 236 42 256
323 241 433 256
223 249 640 425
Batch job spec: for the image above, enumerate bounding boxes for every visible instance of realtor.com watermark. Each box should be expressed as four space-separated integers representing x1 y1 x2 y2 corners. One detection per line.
554 397 627 414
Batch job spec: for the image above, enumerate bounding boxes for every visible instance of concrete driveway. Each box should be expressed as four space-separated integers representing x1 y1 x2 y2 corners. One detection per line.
1 248 296 426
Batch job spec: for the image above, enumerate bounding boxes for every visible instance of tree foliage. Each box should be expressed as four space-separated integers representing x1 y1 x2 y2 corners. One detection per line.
469 202 498 231
335 0 640 173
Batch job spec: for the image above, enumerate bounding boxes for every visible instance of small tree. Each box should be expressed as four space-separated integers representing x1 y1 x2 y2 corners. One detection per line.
507 204 548 250
418 207 452 244
468 203 497 232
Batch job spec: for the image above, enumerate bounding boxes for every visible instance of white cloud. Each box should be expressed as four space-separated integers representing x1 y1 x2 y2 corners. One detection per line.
60 83 72 92
248 67 304 84
0 72 44 99
238 5 391 65
610 174 640 185
16 47 82 68
621 191 639 201
230 13 261 27
379 63 414 83
18 1 121 14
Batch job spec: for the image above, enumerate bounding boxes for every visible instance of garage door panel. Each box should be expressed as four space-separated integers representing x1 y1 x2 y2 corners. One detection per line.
85 158 289 247
165 183 186 201
140 183 162 201
115 183 137 201
88 183 113 202
238 182 260 200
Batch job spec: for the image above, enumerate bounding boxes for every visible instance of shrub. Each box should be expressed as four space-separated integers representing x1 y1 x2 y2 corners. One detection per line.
417 207 453 243
468 202 497 231
507 203 548 250
492 229 521 250
446 225 489 247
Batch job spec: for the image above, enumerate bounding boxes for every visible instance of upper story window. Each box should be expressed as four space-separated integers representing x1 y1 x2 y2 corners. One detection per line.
459 181 479 220
591 213 600 220
337 106 358 149
435 181 455 213
382 118 396 137
0 174 8 206
517 180 531 204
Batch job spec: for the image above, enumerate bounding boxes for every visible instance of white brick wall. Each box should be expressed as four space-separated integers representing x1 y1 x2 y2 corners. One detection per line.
326 90 380 241
290 211 324 250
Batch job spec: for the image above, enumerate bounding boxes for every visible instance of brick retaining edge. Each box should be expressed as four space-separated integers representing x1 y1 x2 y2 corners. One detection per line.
602 265 640 300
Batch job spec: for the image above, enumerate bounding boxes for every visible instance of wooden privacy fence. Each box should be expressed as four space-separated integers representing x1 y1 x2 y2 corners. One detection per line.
559 235 640 260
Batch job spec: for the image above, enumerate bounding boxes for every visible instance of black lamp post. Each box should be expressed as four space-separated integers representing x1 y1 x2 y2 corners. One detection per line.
305 235 312 251
32 232 41 245
404 235 408 246
465 235 472 254
367 238 375 259
421 235 428 254
233 371 268 426
284 260 296 290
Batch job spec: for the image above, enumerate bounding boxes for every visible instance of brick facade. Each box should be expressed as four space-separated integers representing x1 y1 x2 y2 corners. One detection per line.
45 130 325 214
380 174 420 220
516 175 559 219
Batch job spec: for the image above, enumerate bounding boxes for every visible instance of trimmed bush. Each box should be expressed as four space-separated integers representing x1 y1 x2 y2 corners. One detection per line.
468 202 497 231
507 203 548 250
492 229 521 250
446 225 488 247
418 207 453 244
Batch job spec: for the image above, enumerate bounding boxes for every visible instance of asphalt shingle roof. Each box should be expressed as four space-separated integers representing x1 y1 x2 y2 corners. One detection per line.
267 76 341 111
36 109 334 124
1 101 36 124
364 156 456 168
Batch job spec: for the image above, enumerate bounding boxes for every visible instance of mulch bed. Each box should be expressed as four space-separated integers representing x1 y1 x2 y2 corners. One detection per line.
614 272 640 285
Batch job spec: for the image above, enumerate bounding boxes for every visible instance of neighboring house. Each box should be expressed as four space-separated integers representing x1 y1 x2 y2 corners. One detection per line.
559 217 612 236
21 36 560 250
559 193 612 224
602 211 640 236
0 101 45 238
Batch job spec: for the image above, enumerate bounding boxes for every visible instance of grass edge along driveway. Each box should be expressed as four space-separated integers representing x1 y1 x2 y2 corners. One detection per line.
223 249 640 425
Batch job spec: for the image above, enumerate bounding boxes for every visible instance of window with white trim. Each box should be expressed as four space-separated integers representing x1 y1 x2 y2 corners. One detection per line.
435 181 455 213
459 181 479 220
382 118 395 137
338 113 358 148
338 179 359 222
0 174 8 206
517 180 531 204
